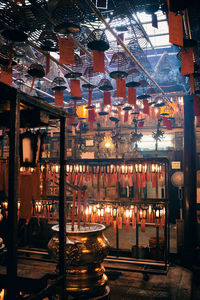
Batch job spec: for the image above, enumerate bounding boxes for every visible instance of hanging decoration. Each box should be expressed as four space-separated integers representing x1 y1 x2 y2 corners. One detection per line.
64 53 83 79
52 76 66 107
116 78 126 98
59 37 75 65
0 67 12 86
168 11 183 47
27 63 45 93
128 87 136 105
70 79 81 98
98 78 113 91
103 91 111 106
93 50 105 73
181 48 194 75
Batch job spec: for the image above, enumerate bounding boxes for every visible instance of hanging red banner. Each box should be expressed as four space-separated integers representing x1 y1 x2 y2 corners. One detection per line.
1 67 12 86
70 79 81 97
181 48 194 75
93 50 105 73
190 74 195 94
168 11 183 46
46 53 50 75
128 87 136 105
193 95 200 116
124 110 129 122
88 90 92 106
54 90 63 106
116 78 126 98
143 99 150 115
59 37 75 65
103 91 111 106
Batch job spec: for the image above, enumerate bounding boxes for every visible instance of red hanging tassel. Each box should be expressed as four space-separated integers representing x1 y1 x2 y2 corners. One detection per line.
73 101 77 114
30 76 35 93
46 53 50 75
116 78 126 98
89 109 95 131
124 110 129 122
168 11 183 47
93 50 105 73
103 91 111 106
138 121 144 128
143 99 150 115
193 95 200 116
128 87 136 105
70 79 81 97
59 37 75 65
88 90 92 106
1 67 12 86
54 90 63 106
190 74 195 94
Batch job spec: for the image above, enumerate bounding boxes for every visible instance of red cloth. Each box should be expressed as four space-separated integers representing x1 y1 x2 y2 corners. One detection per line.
59 37 75 65
88 90 92 106
93 50 105 73
1 67 12 86
128 88 136 105
70 79 81 97
46 53 50 75
138 121 144 128
124 110 129 122
168 11 183 46
116 78 126 98
181 48 194 75
143 99 149 115
103 91 111 106
54 90 63 106
190 74 195 94
193 95 200 116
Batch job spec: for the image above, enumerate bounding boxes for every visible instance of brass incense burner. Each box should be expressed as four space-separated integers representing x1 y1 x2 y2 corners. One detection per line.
48 223 110 298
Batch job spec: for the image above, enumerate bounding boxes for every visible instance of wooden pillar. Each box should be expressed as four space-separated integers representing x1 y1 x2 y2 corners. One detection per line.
183 95 197 252
59 117 66 297
7 92 20 299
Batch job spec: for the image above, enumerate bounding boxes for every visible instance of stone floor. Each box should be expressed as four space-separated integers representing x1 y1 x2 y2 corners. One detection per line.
105 265 196 300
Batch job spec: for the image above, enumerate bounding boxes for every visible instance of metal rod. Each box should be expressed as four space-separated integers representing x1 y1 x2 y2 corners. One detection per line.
7 90 20 299
83 0 171 103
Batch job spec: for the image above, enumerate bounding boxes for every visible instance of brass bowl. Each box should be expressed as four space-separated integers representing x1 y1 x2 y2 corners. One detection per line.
48 223 110 297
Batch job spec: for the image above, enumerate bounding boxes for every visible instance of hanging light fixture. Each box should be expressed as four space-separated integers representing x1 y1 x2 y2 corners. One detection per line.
20 130 45 167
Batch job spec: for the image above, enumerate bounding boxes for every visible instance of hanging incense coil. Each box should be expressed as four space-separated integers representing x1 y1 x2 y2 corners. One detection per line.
84 66 97 78
126 81 140 88
99 111 109 116
98 78 113 91
109 117 119 123
52 76 67 91
64 53 83 78
110 71 128 79
82 83 96 89
87 29 109 51
138 79 149 87
1 29 27 43
48 0 84 24
109 51 128 68
27 63 45 78
38 28 58 52
54 22 81 34
137 94 151 100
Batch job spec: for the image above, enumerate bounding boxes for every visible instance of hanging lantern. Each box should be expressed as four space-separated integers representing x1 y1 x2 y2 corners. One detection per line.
87 29 109 51
20 130 44 167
